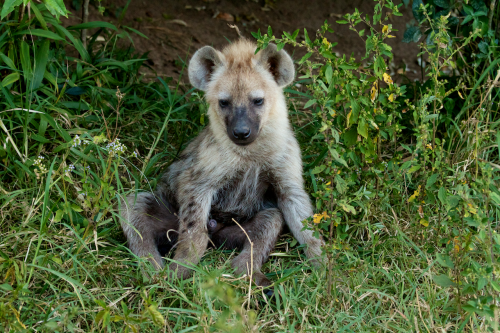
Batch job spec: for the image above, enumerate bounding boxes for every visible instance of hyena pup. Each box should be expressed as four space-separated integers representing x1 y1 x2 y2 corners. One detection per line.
120 39 324 287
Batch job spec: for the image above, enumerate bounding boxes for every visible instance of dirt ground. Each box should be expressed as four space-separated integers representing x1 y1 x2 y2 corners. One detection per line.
63 0 421 82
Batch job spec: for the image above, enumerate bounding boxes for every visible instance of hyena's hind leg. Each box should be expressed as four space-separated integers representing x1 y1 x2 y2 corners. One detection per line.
120 192 179 269
211 208 284 287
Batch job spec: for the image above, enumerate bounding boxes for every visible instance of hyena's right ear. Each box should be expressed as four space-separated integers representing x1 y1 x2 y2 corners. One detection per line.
257 43 295 87
188 46 225 91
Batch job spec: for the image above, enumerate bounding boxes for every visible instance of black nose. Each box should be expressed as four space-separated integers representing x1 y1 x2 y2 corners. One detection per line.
232 127 251 140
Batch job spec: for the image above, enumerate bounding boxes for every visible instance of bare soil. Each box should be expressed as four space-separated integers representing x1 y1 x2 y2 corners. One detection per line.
63 0 421 82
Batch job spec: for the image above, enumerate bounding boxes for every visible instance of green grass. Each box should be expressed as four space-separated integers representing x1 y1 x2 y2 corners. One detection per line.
0 203 461 332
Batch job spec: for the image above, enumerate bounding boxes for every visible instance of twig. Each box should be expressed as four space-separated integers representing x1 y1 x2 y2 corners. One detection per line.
232 218 253 311
81 0 90 48
489 0 497 32
228 24 242 38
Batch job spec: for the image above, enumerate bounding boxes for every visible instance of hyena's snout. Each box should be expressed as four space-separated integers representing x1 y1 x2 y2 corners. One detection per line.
226 105 261 146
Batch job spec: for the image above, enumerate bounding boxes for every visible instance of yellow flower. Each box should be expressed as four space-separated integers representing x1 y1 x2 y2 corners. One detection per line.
408 185 421 203
383 73 393 85
313 211 330 224
322 37 331 48
382 25 389 33
426 143 433 150
420 219 429 227
388 94 394 102
370 81 378 102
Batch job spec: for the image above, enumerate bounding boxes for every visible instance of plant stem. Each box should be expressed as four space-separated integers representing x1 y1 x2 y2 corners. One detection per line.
489 0 498 32
81 0 90 48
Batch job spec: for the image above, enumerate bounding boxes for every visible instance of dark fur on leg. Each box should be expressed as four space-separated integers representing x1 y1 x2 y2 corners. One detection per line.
211 208 284 287
120 192 179 268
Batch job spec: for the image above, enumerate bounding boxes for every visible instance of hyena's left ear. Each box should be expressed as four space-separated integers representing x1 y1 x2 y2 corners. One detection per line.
189 46 225 91
257 43 295 87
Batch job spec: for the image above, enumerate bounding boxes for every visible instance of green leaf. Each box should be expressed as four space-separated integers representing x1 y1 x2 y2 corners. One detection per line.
402 26 421 43
147 305 164 327
54 209 64 222
433 274 456 288
123 25 149 39
339 64 358 70
31 4 48 30
424 114 439 122
328 147 348 167
298 52 312 64
477 277 487 291
15 29 65 41
311 165 326 175
304 28 311 46
491 281 500 292
446 195 460 208
32 40 50 90
0 283 13 291
374 56 386 78
0 52 17 70
412 0 424 22
343 127 358 147
68 21 118 31
267 25 273 37
71 204 83 212
52 23 90 62
20 41 32 83
350 99 360 124
426 173 439 188
357 118 368 139
438 187 447 205
304 99 317 109
436 253 454 268
434 0 450 9
335 174 348 194
407 165 421 174
43 0 69 18
1 72 20 87
339 202 356 214
325 65 333 85
0 0 22 20
490 192 500 206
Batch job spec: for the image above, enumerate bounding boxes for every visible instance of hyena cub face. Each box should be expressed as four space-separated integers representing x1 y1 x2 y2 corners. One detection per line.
188 39 294 146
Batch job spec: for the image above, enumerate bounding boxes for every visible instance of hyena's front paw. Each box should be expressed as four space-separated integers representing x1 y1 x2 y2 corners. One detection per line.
305 238 326 268
167 262 192 280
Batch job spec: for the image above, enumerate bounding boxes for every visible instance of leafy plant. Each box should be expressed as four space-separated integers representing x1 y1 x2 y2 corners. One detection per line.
253 0 499 329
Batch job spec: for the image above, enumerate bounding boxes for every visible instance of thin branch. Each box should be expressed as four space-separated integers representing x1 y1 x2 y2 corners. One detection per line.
81 0 90 48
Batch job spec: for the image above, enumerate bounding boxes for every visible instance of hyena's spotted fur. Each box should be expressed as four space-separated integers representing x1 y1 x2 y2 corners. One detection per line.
120 39 324 286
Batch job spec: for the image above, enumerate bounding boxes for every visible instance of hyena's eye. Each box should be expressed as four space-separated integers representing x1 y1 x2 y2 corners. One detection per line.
253 98 264 106
219 100 230 108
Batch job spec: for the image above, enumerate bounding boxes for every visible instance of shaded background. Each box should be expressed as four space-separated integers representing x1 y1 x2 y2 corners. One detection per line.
63 0 421 81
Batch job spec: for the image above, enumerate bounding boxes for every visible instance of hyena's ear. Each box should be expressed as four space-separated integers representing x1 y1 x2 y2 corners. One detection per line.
257 43 295 87
188 46 224 91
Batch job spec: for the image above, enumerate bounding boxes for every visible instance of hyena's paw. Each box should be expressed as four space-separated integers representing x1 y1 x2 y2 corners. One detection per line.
231 254 271 287
167 262 192 280
305 238 326 268
253 271 272 288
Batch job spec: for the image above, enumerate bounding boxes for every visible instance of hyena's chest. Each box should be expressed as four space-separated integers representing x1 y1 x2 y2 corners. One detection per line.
210 166 273 221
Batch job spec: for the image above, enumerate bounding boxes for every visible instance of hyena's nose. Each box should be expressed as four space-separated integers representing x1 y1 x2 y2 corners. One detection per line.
233 126 251 140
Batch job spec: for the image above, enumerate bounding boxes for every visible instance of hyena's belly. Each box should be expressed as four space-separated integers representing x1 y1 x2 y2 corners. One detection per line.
210 167 273 223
